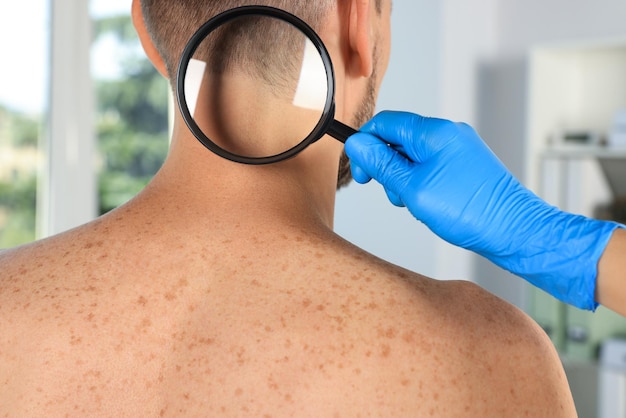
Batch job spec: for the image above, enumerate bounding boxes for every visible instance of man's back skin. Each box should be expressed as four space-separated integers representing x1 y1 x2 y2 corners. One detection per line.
0 0 576 416
0 195 575 416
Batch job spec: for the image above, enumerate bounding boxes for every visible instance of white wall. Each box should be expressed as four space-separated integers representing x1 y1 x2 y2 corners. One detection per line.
335 0 443 279
335 0 502 284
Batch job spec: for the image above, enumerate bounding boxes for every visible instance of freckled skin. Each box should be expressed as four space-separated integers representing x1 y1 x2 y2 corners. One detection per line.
0 198 576 417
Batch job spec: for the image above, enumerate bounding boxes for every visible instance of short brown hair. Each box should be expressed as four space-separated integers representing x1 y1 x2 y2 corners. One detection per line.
141 0 335 80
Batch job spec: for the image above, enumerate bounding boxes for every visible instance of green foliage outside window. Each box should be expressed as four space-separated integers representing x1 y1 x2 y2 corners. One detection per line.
95 14 169 215
0 106 39 247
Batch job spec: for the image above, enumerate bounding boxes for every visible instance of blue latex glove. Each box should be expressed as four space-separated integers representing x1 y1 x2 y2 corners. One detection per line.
345 111 623 311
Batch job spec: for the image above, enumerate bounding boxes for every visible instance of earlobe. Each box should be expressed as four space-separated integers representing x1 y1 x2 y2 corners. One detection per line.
131 0 169 78
347 0 374 78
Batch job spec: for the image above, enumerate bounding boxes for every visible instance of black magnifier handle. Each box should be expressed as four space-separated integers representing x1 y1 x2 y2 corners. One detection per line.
327 119 357 143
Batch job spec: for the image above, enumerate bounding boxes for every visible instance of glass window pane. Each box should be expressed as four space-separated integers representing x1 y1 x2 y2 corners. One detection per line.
90 0 169 215
0 2 49 247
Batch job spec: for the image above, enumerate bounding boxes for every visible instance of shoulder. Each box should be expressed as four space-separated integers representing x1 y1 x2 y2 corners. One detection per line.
0 220 108 302
407 278 577 416
335 247 576 416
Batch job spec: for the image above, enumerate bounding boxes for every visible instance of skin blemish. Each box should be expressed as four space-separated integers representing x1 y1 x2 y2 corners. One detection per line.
70 334 83 346
267 375 279 391
83 369 102 379
381 344 391 358
136 317 152 333
236 347 247 366
378 327 397 339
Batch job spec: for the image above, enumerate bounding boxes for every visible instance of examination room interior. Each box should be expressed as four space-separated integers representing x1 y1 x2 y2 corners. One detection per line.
2 0 626 416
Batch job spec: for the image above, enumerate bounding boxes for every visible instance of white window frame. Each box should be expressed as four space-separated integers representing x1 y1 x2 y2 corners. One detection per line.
39 0 97 238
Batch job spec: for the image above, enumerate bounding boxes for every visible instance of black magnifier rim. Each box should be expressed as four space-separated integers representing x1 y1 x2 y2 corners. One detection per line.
176 5 337 165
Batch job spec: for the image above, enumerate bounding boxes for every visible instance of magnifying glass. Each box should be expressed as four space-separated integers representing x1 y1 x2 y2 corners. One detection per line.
176 5 357 165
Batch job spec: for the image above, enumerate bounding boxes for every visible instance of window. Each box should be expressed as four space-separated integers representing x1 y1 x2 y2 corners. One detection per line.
0 2 49 247
0 1 169 248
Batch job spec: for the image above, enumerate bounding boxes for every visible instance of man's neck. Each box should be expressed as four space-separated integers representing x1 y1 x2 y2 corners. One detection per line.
133 130 340 233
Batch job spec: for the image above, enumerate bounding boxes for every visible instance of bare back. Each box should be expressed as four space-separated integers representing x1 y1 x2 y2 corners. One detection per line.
0 200 575 417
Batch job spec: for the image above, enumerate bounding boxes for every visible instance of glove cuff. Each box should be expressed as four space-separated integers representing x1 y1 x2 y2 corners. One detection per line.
497 216 624 311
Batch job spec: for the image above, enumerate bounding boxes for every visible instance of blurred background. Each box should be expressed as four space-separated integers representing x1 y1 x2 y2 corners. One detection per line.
1 1 626 416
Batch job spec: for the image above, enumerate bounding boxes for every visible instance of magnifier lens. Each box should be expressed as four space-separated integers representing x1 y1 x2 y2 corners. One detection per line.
183 14 329 159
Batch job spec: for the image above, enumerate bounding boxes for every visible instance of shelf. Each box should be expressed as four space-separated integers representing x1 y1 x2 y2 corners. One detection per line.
542 145 626 160
541 146 626 197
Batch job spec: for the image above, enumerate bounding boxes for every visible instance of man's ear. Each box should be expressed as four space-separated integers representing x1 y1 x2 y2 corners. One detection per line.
131 0 168 78
347 0 374 78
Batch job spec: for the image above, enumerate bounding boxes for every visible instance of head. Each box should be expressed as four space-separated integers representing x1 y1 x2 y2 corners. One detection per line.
133 0 390 189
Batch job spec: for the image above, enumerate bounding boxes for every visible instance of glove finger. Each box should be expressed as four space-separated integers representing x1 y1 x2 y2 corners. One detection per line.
360 111 459 163
384 188 406 208
350 160 373 184
345 132 415 198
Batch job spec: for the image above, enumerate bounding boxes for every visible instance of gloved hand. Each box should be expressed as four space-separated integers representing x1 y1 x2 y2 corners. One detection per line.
345 111 623 311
